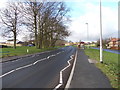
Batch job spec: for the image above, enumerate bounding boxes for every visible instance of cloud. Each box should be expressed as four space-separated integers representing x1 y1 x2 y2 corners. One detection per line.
66 1 118 42
0 1 7 8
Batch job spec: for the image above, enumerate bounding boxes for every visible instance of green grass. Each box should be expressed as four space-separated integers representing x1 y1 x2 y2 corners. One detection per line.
1 46 61 58
84 48 119 88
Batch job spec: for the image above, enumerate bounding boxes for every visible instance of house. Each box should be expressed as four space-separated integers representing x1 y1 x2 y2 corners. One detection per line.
107 38 120 50
0 39 24 46
6 39 19 44
65 42 74 46
55 40 68 46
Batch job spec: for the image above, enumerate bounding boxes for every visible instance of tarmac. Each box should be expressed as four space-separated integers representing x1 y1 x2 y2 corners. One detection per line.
69 49 113 88
0 50 51 63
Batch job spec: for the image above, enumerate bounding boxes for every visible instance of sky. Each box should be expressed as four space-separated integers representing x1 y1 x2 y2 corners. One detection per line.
0 0 119 42
65 0 118 42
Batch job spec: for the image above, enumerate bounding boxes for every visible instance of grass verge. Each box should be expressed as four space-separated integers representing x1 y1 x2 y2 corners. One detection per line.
84 48 119 88
1 46 62 58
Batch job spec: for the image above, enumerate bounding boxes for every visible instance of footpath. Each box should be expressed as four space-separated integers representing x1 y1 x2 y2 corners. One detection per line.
69 49 113 88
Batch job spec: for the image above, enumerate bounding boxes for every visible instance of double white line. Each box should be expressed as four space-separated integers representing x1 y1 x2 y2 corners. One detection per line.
0 51 64 78
54 50 78 90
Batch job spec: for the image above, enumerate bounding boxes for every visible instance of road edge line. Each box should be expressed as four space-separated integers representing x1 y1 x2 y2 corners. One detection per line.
65 50 78 89
53 55 74 90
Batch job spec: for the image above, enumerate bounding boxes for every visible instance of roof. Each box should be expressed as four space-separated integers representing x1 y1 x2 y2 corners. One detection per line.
80 42 85 44
110 38 120 42
7 39 19 41
7 39 14 41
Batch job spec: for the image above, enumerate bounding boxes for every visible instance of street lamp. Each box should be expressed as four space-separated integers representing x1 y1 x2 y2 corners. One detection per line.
100 0 103 63
85 23 88 41
85 23 89 48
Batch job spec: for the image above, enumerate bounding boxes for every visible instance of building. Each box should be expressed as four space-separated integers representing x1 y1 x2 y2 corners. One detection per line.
107 38 120 50
6 39 20 44
0 39 24 46
55 40 68 46
65 42 74 46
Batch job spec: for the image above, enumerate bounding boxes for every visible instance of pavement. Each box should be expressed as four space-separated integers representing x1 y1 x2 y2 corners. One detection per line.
1 46 76 88
69 49 112 88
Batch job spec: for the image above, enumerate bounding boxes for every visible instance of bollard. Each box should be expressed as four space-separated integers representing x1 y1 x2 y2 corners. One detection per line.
27 49 29 53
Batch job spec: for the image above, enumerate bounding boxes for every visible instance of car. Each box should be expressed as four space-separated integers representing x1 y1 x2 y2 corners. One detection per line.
27 44 35 47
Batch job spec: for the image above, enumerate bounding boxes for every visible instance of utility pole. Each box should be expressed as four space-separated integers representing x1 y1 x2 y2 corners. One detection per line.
100 0 103 63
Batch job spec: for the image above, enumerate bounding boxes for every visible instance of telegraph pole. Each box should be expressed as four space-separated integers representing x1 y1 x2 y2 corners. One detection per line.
100 0 103 63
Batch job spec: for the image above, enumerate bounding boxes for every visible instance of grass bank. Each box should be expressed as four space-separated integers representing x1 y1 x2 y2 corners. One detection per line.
1 46 62 58
84 48 119 88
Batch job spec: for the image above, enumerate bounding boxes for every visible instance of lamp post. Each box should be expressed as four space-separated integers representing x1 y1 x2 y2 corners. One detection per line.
100 0 103 63
85 23 88 41
85 23 89 48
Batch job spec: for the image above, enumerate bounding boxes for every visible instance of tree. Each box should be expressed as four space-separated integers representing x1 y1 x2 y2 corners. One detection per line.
39 2 70 48
22 1 43 48
96 38 109 48
22 1 70 48
0 2 23 49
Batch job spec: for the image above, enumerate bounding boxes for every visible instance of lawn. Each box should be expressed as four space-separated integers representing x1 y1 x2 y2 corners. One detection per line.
84 48 119 88
1 46 60 58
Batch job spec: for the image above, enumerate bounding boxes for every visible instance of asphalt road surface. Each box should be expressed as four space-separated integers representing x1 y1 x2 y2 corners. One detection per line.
1 46 76 88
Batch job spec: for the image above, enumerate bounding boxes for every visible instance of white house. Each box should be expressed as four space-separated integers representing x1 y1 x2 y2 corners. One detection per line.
6 39 19 44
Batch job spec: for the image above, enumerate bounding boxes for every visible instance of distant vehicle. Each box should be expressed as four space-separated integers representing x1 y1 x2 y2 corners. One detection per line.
27 44 35 47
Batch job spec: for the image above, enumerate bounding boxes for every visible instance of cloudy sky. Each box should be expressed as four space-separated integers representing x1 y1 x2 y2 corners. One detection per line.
65 0 118 42
0 0 119 42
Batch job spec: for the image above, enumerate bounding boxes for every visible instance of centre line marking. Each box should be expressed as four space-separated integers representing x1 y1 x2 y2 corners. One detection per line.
0 51 64 78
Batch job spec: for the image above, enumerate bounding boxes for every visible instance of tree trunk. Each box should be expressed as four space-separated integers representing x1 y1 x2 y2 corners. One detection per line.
13 31 16 49
34 14 38 48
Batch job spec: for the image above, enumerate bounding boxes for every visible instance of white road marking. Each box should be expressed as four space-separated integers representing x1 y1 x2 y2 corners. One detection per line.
65 50 78 89
0 51 64 78
0 70 15 78
15 64 33 70
47 56 50 59
12 61 15 62
54 54 74 90
60 72 63 84
54 83 62 89
52 55 56 57
2 50 53 64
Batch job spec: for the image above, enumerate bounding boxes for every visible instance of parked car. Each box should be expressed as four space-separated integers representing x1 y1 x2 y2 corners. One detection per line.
27 44 35 47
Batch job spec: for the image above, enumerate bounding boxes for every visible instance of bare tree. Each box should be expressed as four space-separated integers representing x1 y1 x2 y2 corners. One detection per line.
22 1 70 48
0 2 23 49
22 1 43 48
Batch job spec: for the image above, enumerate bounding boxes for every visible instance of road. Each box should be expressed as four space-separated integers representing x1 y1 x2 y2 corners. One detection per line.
1 46 76 88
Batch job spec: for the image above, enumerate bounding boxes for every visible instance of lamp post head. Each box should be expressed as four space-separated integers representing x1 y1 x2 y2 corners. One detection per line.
85 23 88 25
